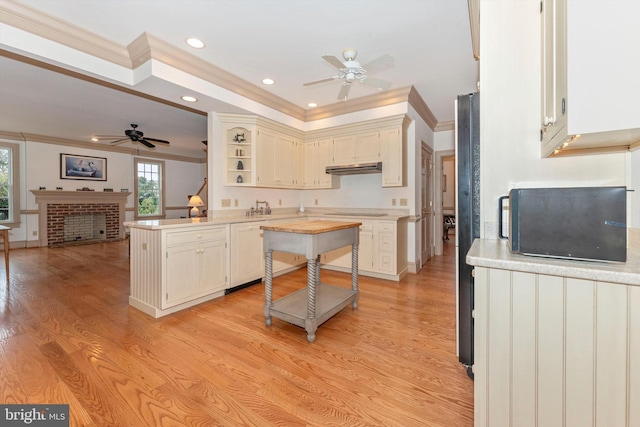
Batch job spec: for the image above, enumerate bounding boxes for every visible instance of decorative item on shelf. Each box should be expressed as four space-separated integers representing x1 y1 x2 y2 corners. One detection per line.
235 148 244 156
237 160 244 170
236 175 243 183
187 195 205 218
103 188 113 192
39 186 46 190
120 188 128 192
77 187 95 191
233 132 246 143
56 187 63 190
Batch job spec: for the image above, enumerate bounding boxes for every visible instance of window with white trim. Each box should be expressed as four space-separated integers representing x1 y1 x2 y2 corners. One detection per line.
134 158 165 219
0 141 20 226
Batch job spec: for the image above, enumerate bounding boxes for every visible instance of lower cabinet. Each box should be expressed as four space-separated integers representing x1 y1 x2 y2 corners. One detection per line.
320 218 407 281
128 224 228 318
229 219 306 289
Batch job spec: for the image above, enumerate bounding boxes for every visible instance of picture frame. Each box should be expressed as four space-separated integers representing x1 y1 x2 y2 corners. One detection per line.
60 153 107 181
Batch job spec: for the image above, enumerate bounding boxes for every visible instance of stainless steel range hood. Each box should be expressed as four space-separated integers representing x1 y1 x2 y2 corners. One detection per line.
325 161 382 175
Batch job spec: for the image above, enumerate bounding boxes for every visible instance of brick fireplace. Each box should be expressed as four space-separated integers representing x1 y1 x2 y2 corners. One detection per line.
31 190 131 247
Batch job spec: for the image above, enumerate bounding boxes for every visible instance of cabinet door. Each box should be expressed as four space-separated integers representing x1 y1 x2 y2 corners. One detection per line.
359 227 374 272
199 239 227 294
354 130 380 163
381 127 403 187
230 223 264 286
165 243 198 308
332 135 356 164
257 129 277 187
540 0 567 154
292 139 304 188
303 141 318 188
316 138 334 188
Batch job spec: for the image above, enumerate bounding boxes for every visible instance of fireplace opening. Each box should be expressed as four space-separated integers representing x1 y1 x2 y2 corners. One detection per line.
63 213 107 244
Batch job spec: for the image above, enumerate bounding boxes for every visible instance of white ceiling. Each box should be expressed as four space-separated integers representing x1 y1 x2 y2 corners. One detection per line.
0 0 479 157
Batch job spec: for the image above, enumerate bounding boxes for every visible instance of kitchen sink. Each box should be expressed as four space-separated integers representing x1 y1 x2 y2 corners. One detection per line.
325 212 388 217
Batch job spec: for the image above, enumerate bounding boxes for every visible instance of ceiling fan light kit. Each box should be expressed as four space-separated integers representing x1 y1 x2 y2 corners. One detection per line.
303 48 394 101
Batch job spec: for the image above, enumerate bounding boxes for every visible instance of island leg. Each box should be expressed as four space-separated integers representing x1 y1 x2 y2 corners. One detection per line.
351 243 359 309
263 249 273 326
305 256 318 343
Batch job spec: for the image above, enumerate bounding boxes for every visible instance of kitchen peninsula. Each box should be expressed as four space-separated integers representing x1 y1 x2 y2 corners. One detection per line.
124 210 408 318
467 238 640 427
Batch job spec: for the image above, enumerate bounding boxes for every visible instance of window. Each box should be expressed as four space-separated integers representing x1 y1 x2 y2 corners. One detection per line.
134 158 165 219
0 141 20 227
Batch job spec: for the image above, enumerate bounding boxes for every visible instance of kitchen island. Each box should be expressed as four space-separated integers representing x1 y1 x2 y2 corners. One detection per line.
467 238 640 427
260 220 361 342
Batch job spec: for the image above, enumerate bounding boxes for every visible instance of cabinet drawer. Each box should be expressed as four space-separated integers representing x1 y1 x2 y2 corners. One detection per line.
360 220 373 232
379 232 395 252
378 222 395 232
166 227 226 246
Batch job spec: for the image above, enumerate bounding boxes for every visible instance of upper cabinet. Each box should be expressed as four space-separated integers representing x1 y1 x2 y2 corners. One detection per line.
541 0 640 157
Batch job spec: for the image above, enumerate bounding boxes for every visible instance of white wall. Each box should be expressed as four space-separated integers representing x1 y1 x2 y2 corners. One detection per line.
479 0 629 239
16 139 204 245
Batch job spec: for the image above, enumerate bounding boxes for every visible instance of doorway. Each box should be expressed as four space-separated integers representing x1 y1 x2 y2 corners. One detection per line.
421 142 433 267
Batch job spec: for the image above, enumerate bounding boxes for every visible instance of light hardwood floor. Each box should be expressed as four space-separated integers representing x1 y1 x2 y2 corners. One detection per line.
0 236 473 426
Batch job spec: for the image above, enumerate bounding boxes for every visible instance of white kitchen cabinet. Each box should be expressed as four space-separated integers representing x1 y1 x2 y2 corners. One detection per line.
166 229 227 307
380 126 404 187
220 114 256 186
304 139 339 189
229 221 264 287
330 130 380 165
256 127 278 187
320 218 407 281
540 0 568 155
541 0 640 156
128 224 228 318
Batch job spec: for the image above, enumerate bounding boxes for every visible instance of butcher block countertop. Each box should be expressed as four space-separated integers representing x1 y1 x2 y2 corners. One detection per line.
260 219 362 234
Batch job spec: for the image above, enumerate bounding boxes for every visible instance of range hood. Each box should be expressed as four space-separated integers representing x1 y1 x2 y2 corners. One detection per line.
325 161 382 175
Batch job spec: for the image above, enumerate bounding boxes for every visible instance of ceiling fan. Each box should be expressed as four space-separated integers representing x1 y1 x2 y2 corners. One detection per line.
303 48 394 101
94 124 170 148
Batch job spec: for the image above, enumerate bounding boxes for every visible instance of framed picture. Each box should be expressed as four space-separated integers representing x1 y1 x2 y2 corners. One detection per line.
60 153 107 181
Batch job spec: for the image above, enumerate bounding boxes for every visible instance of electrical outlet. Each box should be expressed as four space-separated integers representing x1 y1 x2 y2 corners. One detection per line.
142 243 147 250
32 230 38 237
392 198 397 206
279 199 282 206
315 198 318 205
234 199 238 207
400 198 408 206
221 199 231 207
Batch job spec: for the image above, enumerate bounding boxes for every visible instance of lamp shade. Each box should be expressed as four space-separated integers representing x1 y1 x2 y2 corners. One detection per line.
188 195 204 218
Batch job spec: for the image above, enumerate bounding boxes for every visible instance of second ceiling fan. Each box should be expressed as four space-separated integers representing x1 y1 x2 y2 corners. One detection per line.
303 48 394 101
94 124 170 148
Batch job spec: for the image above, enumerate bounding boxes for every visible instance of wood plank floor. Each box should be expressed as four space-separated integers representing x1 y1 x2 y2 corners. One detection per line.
0 237 473 426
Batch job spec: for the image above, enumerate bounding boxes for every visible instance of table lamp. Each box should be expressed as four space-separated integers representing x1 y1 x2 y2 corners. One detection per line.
188 195 204 218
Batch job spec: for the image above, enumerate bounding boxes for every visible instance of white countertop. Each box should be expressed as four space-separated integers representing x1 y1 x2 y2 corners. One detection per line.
124 211 410 231
467 238 640 286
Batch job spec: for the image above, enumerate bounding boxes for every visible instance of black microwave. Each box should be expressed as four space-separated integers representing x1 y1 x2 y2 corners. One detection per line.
499 186 627 262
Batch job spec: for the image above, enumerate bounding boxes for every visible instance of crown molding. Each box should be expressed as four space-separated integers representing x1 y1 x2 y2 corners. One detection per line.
2 1 445 131
0 130 205 163
0 0 131 68
127 33 307 121
408 86 438 130
435 120 455 132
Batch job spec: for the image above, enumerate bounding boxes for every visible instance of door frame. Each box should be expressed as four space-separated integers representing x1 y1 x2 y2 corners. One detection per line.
434 149 455 256
420 142 434 268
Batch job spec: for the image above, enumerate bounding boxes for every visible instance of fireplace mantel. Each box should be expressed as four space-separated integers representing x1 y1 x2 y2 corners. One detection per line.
30 190 131 247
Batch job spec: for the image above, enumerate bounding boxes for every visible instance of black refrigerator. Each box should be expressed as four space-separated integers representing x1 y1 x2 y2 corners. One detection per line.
455 92 480 378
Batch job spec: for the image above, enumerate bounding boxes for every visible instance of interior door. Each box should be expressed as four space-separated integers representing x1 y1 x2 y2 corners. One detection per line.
421 142 433 266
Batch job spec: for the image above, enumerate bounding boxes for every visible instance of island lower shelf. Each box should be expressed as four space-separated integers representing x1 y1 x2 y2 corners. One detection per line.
269 283 357 328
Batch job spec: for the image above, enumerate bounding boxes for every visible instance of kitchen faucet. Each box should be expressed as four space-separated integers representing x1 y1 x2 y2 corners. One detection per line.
247 199 271 216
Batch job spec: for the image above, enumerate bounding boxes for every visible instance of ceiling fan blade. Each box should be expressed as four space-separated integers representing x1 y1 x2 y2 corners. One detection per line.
303 76 339 86
93 135 124 140
143 137 170 144
107 138 128 144
361 76 392 91
362 54 394 74
322 55 345 70
337 83 351 101
139 139 156 148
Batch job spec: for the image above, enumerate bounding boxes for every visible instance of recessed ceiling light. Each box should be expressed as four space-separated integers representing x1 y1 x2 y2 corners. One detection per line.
186 38 205 49
307 102 318 108
91 137 98 142
262 78 275 85
181 95 198 102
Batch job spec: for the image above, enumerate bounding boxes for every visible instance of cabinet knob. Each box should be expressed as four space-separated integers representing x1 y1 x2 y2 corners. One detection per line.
197 234 203 239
